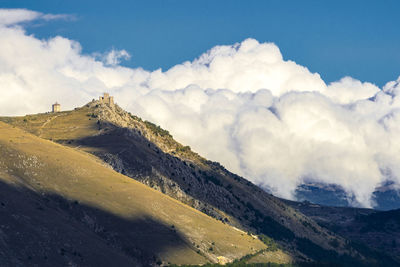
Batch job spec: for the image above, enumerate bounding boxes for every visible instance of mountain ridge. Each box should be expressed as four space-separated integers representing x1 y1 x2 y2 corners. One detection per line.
1 100 397 265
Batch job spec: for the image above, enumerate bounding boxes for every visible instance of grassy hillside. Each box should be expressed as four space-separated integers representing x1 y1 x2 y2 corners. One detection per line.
0 101 390 265
0 121 280 266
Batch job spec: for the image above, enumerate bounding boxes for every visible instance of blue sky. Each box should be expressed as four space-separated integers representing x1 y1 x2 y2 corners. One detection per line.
1 0 399 86
2 1 400 206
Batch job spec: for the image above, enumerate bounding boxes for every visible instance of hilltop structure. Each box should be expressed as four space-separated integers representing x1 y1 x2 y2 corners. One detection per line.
52 102 61 113
99 93 114 107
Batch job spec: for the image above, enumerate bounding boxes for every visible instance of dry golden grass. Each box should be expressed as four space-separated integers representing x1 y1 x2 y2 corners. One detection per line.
0 121 268 265
246 250 292 264
0 107 99 140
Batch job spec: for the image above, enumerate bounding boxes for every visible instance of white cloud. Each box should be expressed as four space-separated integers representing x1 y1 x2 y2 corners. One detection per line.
1 9 399 207
0 8 75 27
0 9 40 26
101 49 131 66
325 76 380 104
147 38 327 95
41 13 76 22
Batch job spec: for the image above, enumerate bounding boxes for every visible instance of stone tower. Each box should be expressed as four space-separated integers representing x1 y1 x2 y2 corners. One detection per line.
52 102 61 113
99 93 114 107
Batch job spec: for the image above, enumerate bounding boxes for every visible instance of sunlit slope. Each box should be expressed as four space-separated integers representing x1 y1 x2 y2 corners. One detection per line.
0 102 363 263
0 106 99 141
0 121 270 265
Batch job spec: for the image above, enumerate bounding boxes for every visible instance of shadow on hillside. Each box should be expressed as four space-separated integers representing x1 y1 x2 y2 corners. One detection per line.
72 124 220 201
71 123 400 266
0 179 193 267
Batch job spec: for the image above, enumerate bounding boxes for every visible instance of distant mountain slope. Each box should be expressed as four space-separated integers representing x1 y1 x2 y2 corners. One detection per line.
283 199 400 264
1 101 390 265
0 121 273 266
295 182 400 210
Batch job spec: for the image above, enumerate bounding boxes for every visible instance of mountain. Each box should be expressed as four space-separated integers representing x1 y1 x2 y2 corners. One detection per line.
295 182 400 210
0 121 275 266
283 199 400 264
1 101 396 262
2 99 397 265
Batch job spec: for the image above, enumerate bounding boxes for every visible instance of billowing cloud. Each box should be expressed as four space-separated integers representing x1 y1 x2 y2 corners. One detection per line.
325 77 380 104
0 9 399 207
147 38 327 95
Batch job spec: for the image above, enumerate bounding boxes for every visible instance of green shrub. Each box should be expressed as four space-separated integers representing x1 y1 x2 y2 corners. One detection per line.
144 121 171 137
86 113 98 118
176 145 191 153
259 234 279 252
129 114 142 122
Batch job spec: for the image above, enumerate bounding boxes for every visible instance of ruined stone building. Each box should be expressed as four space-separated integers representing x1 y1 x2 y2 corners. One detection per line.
52 102 61 113
99 93 114 107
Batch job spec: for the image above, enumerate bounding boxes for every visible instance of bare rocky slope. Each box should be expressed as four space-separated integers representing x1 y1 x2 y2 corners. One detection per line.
1 100 397 265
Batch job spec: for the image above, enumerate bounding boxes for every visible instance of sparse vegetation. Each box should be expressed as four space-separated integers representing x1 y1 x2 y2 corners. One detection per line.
259 235 279 252
300 220 319 234
144 120 171 137
203 172 222 186
86 113 98 118
129 113 142 122
250 215 295 242
176 145 191 153
170 254 295 267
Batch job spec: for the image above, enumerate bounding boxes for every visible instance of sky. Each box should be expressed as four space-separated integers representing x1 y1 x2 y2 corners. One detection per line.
1 3 400 208
0 0 399 87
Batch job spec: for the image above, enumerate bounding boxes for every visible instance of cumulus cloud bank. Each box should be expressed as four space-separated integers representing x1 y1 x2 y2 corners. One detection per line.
0 9 399 207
